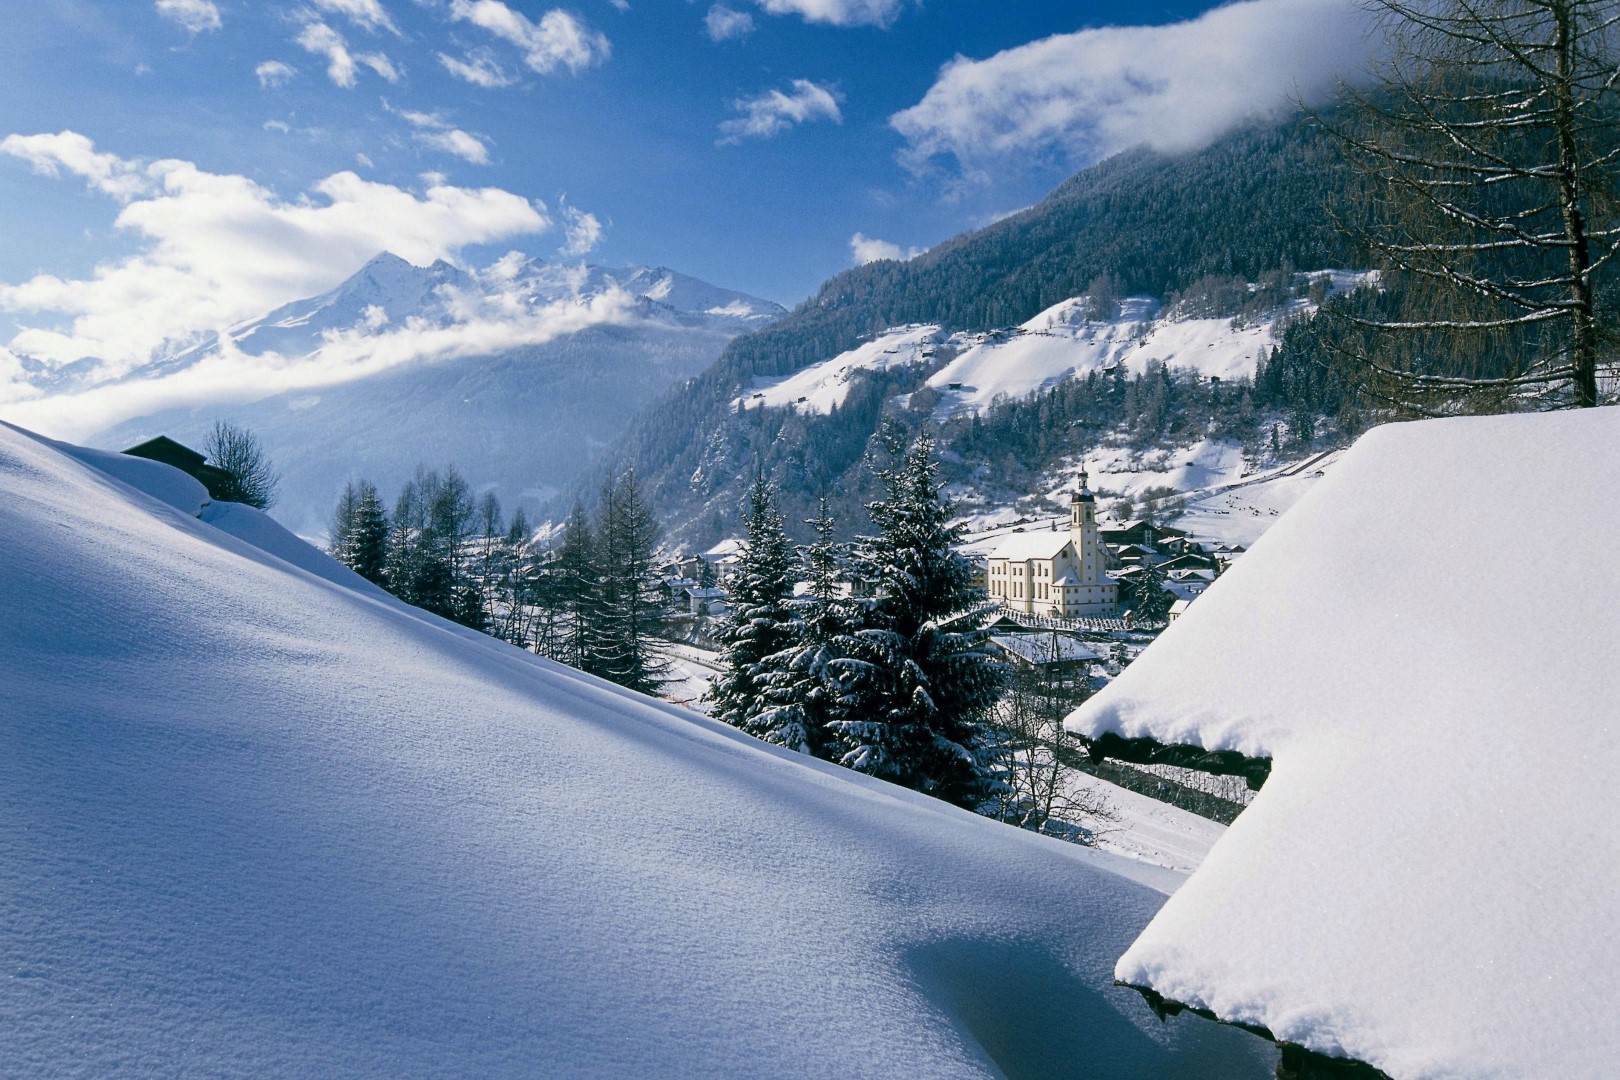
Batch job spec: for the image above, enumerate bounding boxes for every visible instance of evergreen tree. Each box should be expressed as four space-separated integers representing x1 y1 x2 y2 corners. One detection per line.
1124 558 1172 624
330 479 390 585
552 502 601 671
755 496 846 756
709 474 797 734
383 468 467 624
588 471 669 693
828 433 1006 809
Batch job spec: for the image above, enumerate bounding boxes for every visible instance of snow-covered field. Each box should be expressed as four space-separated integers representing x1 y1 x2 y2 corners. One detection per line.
925 297 1275 418
1172 449 1340 547
659 643 1227 877
0 421 1272 1078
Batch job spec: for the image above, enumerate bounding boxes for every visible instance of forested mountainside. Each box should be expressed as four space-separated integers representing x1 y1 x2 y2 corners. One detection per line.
583 113 1367 544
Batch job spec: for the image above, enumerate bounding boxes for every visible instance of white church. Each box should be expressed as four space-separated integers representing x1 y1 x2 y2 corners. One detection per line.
985 469 1118 617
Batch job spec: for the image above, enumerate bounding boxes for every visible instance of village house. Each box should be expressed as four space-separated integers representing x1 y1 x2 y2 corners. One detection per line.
121 436 236 502
986 630 1100 686
985 469 1118 617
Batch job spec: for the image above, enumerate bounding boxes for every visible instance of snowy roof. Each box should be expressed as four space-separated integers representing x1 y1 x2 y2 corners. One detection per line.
0 421 1270 1078
1066 408 1620 1079
991 633 1102 665
988 530 1073 561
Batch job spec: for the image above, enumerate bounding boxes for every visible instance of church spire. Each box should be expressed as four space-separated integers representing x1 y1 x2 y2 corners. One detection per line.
1074 466 1095 503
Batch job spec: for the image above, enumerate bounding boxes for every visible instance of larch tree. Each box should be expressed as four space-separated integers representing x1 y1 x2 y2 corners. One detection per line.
1327 0 1620 411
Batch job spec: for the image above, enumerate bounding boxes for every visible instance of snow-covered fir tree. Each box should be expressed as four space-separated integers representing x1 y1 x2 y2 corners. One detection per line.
709 475 798 738
754 496 847 756
1125 558 1172 624
827 433 1006 809
330 478 389 585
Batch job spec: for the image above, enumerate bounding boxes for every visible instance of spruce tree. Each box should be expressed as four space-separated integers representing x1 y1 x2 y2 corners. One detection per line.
1125 558 1172 624
588 470 669 694
709 474 797 735
828 433 1006 809
755 496 846 756
552 502 601 671
344 480 389 585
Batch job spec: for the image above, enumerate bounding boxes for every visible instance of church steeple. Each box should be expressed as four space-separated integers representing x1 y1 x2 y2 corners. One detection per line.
1074 466 1095 503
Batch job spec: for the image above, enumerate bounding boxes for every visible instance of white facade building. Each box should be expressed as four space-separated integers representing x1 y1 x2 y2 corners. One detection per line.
985 469 1118 616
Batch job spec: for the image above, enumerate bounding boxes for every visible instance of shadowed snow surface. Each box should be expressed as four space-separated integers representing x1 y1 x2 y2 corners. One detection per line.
0 422 1271 1078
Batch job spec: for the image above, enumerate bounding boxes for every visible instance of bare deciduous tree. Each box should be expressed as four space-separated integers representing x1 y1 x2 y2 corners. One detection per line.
204 420 280 509
1328 0 1620 411
986 634 1116 844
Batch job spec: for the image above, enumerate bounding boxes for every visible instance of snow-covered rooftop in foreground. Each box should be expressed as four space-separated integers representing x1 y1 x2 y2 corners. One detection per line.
0 421 1272 1078
1067 408 1620 1079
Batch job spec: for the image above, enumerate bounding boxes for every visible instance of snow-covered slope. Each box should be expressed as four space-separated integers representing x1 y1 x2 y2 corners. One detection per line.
732 275 1368 430
1067 408 1620 1079
5 253 784 536
735 323 945 414
926 275 1370 420
0 421 1272 1078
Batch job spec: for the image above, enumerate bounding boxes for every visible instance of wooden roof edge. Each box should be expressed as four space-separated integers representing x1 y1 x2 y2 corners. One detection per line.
1079 730 1272 791
1120 982 1393 1080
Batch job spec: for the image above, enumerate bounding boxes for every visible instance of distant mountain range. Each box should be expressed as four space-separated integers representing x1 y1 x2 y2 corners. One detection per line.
83 252 784 535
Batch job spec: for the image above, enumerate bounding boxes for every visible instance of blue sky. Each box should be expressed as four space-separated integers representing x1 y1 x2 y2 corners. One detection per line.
0 0 1377 386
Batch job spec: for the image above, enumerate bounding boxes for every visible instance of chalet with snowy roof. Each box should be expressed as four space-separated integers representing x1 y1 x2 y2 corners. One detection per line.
1066 408 1620 1079
985 469 1117 616
121 436 236 502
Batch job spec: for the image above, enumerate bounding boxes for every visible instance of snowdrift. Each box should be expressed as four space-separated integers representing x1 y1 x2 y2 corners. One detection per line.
0 421 1270 1077
1068 408 1620 1079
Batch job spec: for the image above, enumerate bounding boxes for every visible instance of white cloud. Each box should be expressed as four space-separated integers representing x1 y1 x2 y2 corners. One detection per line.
718 79 841 144
155 0 222 33
297 20 359 87
358 52 402 82
438 50 517 88
849 232 921 265
391 106 493 165
0 131 552 377
558 202 603 256
891 0 1378 182
705 5 754 41
255 61 297 88
309 0 401 35
5 285 642 441
296 20 400 87
263 120 293 134
753 0 902 27
449 1 611 75
0 131 152 202
419 129 490 164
